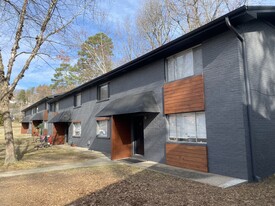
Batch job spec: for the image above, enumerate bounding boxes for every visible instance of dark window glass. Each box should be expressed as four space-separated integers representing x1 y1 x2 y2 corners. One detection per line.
74 93 81 107
98 84 109 101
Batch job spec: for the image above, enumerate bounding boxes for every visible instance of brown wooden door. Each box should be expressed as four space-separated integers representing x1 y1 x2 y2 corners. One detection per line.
111 115 132 160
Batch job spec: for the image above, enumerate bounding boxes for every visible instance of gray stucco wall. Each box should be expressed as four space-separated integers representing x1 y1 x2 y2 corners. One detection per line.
203 31 250 179
243 20 275 179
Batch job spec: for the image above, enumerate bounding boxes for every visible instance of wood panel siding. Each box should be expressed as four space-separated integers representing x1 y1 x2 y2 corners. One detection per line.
164 75 205 114
166 143 208 172
96 117 110 121
111 116 132 160
43 110 48 121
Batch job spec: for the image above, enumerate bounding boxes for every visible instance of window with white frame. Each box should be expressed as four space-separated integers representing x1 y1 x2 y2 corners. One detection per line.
74 93 82 107
168 112 206 143
73 122 81 137
96 120 109 138
166 46 203 82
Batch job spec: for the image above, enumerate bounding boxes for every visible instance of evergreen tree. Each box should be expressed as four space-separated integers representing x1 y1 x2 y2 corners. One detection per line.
51 63 80 89
51 33 114 88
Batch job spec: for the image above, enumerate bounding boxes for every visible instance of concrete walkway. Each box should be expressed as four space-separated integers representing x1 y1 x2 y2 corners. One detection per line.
119 158 247 188
0 157 113 178
0 147 247 188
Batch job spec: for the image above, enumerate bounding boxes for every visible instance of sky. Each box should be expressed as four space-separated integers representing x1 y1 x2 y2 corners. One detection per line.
4 0 142 90
2 0 275 90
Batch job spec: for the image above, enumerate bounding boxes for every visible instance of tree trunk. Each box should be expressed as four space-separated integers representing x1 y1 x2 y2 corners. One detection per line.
1 95 16 165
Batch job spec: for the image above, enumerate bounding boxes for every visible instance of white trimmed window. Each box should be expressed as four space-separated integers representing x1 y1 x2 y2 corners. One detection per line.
73 122 81 137
168 112 206 143
166 46 202 82
96 120 109 138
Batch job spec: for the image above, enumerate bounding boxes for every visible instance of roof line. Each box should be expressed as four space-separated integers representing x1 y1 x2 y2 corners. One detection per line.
47 5 275 103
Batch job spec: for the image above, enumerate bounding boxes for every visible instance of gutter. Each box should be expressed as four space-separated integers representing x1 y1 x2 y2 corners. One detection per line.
225 17 259 181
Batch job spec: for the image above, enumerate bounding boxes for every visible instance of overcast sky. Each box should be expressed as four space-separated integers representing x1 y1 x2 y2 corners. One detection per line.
8 0 275 90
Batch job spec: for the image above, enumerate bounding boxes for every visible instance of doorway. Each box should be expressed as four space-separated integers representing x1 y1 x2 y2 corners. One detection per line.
132 116 144 156
53 123 69 145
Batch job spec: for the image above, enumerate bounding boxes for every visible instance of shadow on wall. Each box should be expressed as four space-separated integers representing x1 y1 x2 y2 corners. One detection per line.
245 22 275 179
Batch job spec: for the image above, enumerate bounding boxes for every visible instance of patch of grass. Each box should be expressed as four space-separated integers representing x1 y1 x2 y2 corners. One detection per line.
0 122 97 172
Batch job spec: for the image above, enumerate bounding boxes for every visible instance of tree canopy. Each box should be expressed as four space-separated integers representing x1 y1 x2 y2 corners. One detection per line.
51 32 113 88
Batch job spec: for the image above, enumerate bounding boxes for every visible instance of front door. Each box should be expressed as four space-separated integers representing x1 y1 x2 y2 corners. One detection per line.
133 116 144 155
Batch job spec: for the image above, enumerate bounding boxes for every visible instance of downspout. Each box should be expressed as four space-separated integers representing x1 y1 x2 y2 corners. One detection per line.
225 17 258 181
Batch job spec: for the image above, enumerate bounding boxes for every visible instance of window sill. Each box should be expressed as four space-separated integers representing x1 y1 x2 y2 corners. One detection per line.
166 141 207 146
73 106 81 109
96 135 110 139
96 98 110 103
72 136 81 138
165 74 203 84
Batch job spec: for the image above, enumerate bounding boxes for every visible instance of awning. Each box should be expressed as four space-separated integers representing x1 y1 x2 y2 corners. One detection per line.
96 91 160 117
21 116 31 123
30 112 44 121
48 111 71 123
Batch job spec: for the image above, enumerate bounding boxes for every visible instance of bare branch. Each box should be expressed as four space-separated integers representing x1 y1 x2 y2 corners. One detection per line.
6 0 28 82
8 0 59 96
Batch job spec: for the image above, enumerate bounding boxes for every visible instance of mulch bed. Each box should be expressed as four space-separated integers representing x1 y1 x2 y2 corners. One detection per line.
0 165 274 206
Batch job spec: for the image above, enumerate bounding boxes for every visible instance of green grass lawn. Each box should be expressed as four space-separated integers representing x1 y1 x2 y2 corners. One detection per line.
0 122 97 172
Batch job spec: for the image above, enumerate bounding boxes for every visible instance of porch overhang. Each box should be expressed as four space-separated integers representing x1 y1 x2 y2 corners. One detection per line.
21 116 31 123
48 111 71 123
96 91 160 117
30 112 44 121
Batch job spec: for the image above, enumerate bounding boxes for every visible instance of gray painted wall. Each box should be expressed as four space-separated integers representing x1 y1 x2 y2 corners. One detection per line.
37 102 46 112
107 60 167 163
49 60 167 163
203 31 250 179
25 109 32 116
243 20 275 179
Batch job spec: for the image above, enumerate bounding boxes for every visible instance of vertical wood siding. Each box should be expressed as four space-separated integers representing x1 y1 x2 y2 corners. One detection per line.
43 110 48 121
111 116 132 160
166 143 208 172
164 75 205 114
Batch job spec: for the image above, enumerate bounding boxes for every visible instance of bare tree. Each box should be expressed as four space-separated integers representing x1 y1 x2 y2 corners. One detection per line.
114 18 149 66
136 0 174 50
0 0 96 164
166 0 247 35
